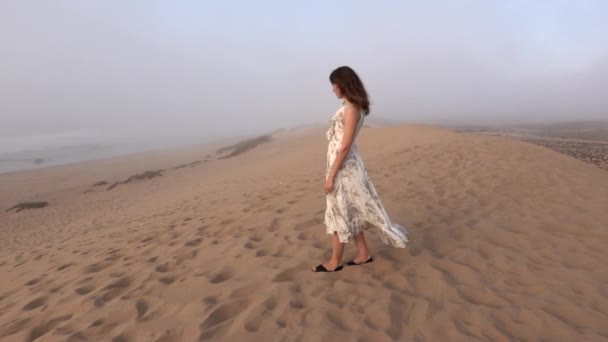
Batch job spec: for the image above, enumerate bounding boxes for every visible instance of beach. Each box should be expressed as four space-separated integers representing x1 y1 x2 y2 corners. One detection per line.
1 124 608 341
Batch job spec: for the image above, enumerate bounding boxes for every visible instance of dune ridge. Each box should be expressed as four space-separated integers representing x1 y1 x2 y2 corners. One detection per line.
1 125 607 341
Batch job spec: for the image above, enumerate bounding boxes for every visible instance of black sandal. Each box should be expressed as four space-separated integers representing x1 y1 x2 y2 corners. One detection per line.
346 256 373 266
312 264 344 272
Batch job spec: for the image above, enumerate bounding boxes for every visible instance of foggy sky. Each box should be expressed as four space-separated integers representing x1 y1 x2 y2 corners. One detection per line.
1 1 607 151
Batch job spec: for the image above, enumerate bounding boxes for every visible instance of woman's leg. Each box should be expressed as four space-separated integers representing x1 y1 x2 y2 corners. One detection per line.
353 232 371 263
324 232 344 270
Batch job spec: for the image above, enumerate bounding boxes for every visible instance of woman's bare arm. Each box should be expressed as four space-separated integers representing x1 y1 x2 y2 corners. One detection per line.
327 105 361 181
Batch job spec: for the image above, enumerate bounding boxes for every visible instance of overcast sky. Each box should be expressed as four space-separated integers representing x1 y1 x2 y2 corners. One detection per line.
1 0 607 151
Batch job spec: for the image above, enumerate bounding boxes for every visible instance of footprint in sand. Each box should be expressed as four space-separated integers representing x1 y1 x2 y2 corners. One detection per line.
66 331 88 341
155 262 172 273
89 319 105 327
325 311 351 332
104 254 122 262
267 218 281 232
294 217 323 231
158 276 176 285
244 319 261 332
75 285 95 295
202 296 218 306
111 333 132 342
324 293 345 309
27 314 72 342
272 266 299 283
199 298 250 339
57 263 73 271
242 298 279 332
48 285 63 293
220 218 234 226
23 296 47 311
84 262 111 274
209 268 234 284
140 236 155 244
94 277 132 307
154 329 183 342
255 249 269 257
228 284 262 300
1 317 31 338
249 234 263 242
25 278 42 286
297 231 312 241
196 226 209 237
185 238 202 247
311 241 324 249
78 276 94 284
136 299 149 320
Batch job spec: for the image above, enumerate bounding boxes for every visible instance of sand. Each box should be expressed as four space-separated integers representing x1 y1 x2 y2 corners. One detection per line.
450 122 608 172
1 125 608 341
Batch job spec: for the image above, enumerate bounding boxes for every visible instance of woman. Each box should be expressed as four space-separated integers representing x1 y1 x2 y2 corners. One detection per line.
313 66 408 273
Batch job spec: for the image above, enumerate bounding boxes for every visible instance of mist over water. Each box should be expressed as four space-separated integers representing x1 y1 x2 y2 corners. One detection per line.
1 1 607 172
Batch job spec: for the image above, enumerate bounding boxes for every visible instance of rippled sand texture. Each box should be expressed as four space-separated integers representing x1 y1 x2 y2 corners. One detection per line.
1 125 607 341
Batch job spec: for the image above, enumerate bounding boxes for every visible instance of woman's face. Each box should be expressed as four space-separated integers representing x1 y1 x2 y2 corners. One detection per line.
332 83 343 99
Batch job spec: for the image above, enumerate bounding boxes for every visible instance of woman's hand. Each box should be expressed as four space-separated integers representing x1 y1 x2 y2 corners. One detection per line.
324 177 335 194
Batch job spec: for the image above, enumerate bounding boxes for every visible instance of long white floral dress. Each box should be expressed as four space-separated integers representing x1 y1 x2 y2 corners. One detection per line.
324 101 408 247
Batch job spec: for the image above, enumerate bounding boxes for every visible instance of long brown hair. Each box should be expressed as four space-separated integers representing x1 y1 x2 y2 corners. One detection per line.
329 66 370 115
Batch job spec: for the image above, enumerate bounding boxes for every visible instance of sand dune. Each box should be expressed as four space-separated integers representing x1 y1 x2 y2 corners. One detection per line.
450 121 608 171
1 125 608 341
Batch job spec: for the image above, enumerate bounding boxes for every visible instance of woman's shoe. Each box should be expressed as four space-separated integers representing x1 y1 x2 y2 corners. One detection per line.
346 256 373 266
312 264 344 272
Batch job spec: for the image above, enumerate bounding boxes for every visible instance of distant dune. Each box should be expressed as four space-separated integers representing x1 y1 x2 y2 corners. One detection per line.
1 124 607 341
448 121 608 171
216 135 272 159
364 116 405 128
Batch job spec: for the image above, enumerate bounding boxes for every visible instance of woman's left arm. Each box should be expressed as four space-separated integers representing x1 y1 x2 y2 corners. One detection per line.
326 106 361 191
